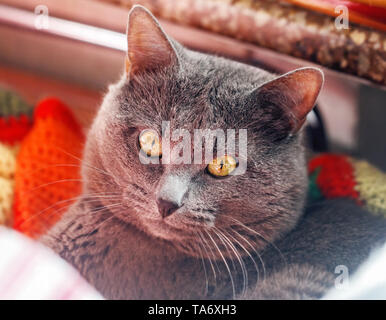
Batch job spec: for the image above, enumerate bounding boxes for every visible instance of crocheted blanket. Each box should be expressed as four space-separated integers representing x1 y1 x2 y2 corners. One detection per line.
0 89 385 238
0 91 84 238
308 154 386 215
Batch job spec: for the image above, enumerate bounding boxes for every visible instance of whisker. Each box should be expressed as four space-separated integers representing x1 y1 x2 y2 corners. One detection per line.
27 179 82 192
14 163 84 178
17 193 122 228
53 146 119 183
214 227 247 297
47 196 122 223
205 229 236 299
223 228 261 295
224 216 287 267
228 227 266 285
83 206 122 242
194 232 209 297
25 198 123 237
212 228 238 277
197 230 218 283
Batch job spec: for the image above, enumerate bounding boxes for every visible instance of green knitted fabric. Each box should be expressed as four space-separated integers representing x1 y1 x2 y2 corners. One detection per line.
0 88 32 118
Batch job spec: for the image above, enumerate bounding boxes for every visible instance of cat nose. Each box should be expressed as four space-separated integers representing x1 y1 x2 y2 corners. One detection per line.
156 198 181 218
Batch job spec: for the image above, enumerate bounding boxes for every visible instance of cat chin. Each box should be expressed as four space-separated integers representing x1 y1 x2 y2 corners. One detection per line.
136 216 196 241
135 217 244 260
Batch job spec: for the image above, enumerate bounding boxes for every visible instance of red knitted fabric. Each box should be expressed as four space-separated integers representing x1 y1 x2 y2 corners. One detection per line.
308 153 361 203
0 115 32 145
13 98 84 238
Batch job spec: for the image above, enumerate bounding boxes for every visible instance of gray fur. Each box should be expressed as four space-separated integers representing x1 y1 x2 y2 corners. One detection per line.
40 6 386 299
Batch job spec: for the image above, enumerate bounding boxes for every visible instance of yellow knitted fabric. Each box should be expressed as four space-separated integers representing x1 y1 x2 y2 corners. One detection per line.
0 142 19 226
352 159 386 216
0 176 14 225
0 142 18 178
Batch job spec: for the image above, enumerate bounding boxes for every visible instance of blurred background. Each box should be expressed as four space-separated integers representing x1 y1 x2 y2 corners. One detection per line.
0 0 385 168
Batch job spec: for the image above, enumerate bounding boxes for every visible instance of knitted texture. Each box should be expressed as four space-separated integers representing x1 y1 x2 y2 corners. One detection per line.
308 153 386 216
0 88 32 118
0 143 18 226
0 88 32 145
0 116 32 145
0 142 18 180
0 88 31 226
13 98 84 238
0 177 13 226
352 159 386 215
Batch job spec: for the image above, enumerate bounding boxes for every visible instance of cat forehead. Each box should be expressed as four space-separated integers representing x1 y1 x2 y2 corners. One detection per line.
123 47 274 97
119 59 271 112
114 48 278 135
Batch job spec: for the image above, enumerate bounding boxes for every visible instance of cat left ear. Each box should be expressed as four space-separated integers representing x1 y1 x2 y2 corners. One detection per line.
125 5 178 77
255 67 324 135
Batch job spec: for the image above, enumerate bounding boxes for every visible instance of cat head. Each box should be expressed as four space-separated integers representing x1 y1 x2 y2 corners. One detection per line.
83 5 323 259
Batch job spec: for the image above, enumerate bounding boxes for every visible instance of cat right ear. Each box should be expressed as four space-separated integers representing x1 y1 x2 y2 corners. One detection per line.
125 5 178 78
250 67 324 140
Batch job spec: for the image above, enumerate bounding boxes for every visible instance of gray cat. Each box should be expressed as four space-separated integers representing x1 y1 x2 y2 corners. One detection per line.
41 5 386 299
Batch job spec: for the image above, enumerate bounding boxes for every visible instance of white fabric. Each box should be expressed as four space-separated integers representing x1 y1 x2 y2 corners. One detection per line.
0 226 103 300
324 243 386 299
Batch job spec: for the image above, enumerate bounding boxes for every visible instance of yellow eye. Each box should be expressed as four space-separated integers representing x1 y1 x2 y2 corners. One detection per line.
139 130 162 157
207 155 237 177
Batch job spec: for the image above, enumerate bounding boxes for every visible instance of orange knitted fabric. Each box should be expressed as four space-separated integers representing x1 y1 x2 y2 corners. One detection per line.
13 98 84 238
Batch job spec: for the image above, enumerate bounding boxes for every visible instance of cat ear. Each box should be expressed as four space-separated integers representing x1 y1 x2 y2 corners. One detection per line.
125 5 178 77
253 67 324 136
